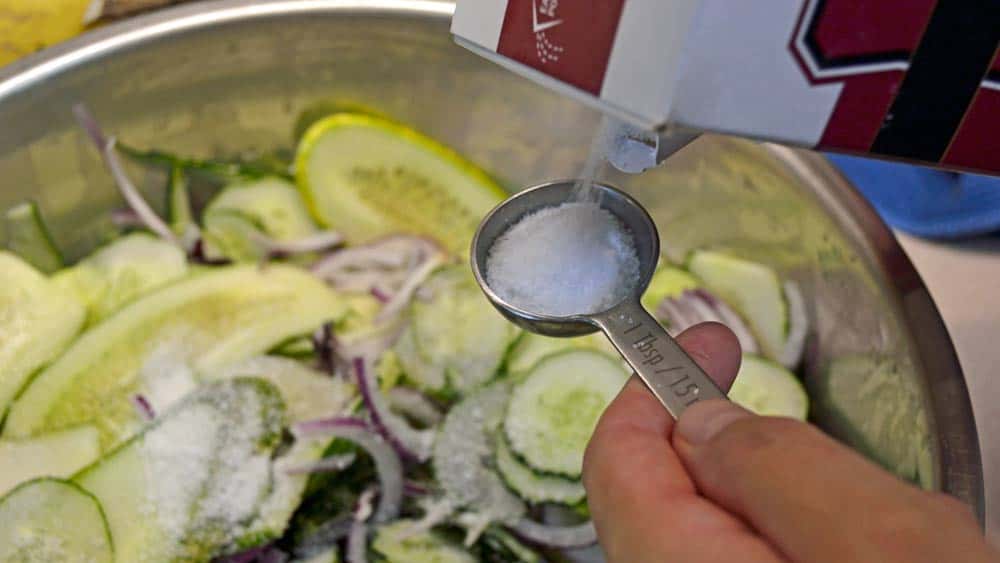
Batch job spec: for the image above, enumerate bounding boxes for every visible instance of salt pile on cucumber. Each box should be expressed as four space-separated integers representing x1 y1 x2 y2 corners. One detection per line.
0 106 811 562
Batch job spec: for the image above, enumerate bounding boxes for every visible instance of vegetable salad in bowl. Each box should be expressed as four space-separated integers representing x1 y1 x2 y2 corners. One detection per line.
0 105 808 562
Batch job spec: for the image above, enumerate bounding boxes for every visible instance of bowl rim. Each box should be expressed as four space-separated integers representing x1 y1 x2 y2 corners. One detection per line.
0 0 983 525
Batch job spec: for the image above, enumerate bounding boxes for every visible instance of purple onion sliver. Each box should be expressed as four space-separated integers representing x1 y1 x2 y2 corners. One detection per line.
212 545 267 563
346 519 368 563
370 285 391 304
72 103 107 148
509 518 598 549
256 547 290 563
353 357 421 462
130 394 155 421
684 291 725 325
313 323 336 376
102 138 182 247
403 480 431 496
293 416 369 436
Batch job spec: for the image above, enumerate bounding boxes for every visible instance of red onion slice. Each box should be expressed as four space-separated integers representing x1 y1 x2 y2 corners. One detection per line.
73 105 183 249
658 289 760 354
347 488 377 563
778 281 808 368
354 357 435 462
250 230 344 260
374 253 445 324
283 453 357 476
293 416 369 437
130 394 155 421
370 285 391 304
300 425 402 525
509 518 598 549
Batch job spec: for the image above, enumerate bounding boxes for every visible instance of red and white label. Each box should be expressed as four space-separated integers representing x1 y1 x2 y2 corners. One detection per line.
495 0 626 96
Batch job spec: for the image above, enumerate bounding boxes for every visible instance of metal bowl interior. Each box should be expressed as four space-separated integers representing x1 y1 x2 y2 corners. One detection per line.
0 0 982 522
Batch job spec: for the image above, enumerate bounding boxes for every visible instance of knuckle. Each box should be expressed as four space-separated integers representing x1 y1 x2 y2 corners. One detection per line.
711 416 809 459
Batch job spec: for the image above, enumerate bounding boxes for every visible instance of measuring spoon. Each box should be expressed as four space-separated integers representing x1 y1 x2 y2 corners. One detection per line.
471 180 727 419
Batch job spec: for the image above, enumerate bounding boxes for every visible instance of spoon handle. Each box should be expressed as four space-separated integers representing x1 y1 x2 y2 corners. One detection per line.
592 300 727 419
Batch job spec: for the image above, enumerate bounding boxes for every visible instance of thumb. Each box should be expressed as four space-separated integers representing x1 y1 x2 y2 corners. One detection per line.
672 400 989 563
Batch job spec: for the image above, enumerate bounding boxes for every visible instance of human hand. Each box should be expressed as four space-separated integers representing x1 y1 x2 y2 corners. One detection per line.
583 322 997 563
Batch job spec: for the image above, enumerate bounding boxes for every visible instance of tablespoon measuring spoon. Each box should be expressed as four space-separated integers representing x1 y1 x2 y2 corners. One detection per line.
471 180 726 419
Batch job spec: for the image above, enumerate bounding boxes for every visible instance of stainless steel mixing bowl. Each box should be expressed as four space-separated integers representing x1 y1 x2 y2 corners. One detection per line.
0 0 983 523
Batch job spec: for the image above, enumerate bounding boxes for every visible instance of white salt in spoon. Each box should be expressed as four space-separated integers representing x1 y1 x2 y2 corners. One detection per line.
471 180 726 419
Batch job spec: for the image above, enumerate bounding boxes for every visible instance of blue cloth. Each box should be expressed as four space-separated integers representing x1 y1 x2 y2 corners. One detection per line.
825 154 1000 240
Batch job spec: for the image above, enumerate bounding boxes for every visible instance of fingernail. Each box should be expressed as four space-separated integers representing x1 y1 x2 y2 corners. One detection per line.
675 399 752 446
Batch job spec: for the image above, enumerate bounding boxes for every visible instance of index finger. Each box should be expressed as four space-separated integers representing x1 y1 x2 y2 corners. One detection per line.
582 323 781 562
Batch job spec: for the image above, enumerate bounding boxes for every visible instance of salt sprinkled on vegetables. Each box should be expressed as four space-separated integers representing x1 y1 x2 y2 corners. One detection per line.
485 201 640 317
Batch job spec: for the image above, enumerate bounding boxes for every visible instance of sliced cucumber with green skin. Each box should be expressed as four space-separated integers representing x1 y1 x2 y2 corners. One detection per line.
688 250 787 359
212 356 356 423
410 267 519 393
73 378 285 562
394 325 448 393
0 251 85 417
4 201 64 274
816 354 931 486
295 113 505 255
0 425 100 496
201 209 265 262
728 355 808 420
270 334 316 359
0 478 113 563
506 332 618 381
373 520 477 563
434 383 525 524
641 264 700 313
5 264 347 451
495 435 586 505
51 232 189 325
504 350 628 478
203 177 320 261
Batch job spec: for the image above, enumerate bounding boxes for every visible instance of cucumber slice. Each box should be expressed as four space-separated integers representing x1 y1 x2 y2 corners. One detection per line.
728 355 808 420
506 332 617 381
212 356 356 423
0 251 85 417
200 209 264 263
4 201 64 274
51 232 189 324
640 264 700 312
373 520 476 563
496 435 586 505
203 177 319 262
5 264 347 451
270 334 315 359
816 355 931 485
0 425 100 496
295 114 505 254
433 383 525 523
166 165 196 239
688 251 787 359
504 350 628 478
394 325 448 393
0 478 113 563
410 267 519 393
73 378 285 562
